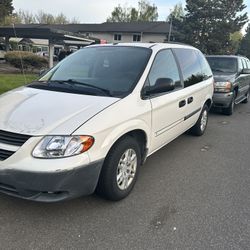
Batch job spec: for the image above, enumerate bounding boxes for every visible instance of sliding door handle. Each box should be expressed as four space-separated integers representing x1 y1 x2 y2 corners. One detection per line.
187 97 193 104
179 100 186 108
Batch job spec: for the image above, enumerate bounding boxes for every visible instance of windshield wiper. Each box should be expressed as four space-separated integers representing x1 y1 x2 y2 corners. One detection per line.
48 79 113 97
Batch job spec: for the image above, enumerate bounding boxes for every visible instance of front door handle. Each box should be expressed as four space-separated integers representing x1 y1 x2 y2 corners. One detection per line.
179 100 186 108
187 97 193 104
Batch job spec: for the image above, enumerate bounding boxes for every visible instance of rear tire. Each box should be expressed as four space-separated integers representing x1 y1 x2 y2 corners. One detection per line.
96 136 141 201
190 105 209 136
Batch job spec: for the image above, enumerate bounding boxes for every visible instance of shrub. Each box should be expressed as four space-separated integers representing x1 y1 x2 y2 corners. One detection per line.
5 51 48 71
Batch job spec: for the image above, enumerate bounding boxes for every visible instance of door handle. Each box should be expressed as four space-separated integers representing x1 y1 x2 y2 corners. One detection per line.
179 100 186 108
187 97 193 104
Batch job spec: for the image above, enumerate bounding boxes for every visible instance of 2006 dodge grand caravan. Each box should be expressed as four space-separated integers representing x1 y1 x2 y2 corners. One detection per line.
0 43 213 202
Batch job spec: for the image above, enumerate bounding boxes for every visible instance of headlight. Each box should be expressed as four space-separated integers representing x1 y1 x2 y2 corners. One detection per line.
214 81 232 93
32 135 94 158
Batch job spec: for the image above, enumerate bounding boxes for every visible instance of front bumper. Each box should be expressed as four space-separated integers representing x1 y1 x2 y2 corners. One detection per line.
0 160 103 202
212 92 233 108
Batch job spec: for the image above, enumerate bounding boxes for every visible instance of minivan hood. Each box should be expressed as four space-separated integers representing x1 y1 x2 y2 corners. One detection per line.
213 72 236 82
0 87 119 135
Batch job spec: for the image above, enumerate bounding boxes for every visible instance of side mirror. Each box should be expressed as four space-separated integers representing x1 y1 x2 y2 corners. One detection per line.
242 68 250 74
149 78 175 95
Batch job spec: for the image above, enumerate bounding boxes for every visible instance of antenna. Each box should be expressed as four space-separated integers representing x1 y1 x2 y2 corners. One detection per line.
12 23 27 85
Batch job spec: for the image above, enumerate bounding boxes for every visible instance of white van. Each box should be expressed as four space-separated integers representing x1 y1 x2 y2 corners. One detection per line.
0 43 213 202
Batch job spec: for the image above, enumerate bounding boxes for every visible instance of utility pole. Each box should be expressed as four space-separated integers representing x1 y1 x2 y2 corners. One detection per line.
168 12 173 42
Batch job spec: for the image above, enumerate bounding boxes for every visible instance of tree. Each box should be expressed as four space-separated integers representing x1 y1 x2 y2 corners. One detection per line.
0 0 14 24
167 2 184 21
10 10 79 24
238 24 250 58
107 0 158 22
229 31 243 54
174 0 248 54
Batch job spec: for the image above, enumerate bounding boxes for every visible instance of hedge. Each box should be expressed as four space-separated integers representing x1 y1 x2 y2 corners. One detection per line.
5 51 48 71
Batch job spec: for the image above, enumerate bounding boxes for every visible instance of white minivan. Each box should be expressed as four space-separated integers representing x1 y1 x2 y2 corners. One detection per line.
0 43 213 202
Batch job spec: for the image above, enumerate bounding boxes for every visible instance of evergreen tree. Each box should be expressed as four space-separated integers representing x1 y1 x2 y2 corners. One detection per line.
174 0 248 54
0 0 14 24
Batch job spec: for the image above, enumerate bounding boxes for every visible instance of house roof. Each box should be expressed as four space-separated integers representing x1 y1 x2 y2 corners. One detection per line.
0 22 170 38
0 24 98 43
50 22 170 34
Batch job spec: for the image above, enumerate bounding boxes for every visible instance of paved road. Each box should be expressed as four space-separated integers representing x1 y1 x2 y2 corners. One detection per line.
0 103 250 250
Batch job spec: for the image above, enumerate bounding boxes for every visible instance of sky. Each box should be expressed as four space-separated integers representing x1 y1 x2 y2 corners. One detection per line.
12 0 250 31
11 0 184 23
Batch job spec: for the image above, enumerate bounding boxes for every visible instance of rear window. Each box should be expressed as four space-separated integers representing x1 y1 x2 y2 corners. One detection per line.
173 48 207 88
206 57 238 73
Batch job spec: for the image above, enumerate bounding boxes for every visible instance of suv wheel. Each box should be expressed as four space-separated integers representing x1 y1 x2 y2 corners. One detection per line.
96 136 141 201
242 90 249 104
223 91 236 115
190 105 209 136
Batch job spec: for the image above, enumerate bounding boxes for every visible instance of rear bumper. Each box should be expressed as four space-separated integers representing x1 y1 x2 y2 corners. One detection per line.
212 92 233 108
0 160 103 202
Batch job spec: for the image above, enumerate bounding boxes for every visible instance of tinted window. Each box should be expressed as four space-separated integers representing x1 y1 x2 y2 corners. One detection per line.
196 51 213 79
38 47 152 97
246 59 250 69
173 48 204 87
148 49 181 90
238 58 243 72
206 57 238 73
242 58 249 69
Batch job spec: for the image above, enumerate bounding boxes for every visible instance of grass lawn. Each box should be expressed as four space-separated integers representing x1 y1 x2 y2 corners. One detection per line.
0 73 37 94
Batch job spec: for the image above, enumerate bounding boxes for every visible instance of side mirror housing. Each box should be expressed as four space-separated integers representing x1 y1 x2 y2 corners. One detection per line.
148 78 175 95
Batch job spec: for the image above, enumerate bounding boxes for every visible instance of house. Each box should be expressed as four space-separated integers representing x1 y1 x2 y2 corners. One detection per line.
51 21 171 43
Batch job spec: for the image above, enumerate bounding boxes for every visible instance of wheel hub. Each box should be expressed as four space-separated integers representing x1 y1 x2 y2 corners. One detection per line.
117 148 137 190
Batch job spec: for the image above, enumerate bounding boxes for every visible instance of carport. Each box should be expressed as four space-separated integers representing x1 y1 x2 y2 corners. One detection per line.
0 24 99 68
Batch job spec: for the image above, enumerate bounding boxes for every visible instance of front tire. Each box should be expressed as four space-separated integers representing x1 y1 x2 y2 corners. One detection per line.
96 136 141 201
190 105 209 136
223 91 236 115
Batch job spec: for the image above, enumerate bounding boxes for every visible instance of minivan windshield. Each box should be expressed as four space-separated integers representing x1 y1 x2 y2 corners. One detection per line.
206 57 237 74
32 46 152 97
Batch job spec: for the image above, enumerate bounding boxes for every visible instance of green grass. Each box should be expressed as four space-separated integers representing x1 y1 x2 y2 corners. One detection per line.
0 73 37 94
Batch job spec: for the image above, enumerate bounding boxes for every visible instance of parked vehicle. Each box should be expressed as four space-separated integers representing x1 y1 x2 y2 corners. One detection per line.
0 43 213 202
206 55 250 115
0 44 6 60
36 51 58 61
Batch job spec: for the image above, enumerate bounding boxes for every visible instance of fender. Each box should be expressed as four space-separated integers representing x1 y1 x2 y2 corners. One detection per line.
86 119 151 163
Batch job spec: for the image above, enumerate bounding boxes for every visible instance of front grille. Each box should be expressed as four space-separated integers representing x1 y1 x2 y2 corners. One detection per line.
0 130 31 146
0 149 15 161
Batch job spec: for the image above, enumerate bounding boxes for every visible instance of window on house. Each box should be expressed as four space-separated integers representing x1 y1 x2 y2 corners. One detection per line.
114 34 122 41
133 34 141 42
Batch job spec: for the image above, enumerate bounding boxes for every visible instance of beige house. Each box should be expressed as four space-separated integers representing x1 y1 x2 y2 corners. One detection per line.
48 22 171 44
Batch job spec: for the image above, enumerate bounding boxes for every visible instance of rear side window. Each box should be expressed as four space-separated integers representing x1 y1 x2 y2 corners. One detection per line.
173 48 204 88
196 51 213 80
241 58 247 69
246 59 250 69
